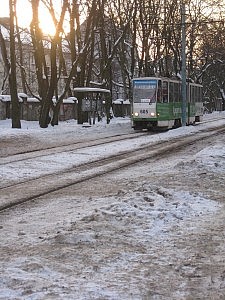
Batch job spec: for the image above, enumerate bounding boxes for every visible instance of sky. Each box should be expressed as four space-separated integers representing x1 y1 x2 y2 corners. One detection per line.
1 113 225 298
0 0 62 35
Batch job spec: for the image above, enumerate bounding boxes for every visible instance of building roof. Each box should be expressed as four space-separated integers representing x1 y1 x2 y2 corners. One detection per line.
74 87 110 94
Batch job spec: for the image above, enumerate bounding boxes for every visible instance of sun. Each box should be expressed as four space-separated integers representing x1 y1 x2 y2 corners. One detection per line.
18 1 58 36
0 0 61 36
38 10 57 36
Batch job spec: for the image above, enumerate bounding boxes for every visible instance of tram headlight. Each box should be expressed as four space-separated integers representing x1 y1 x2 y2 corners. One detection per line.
134 112 139 117
150 112 155 117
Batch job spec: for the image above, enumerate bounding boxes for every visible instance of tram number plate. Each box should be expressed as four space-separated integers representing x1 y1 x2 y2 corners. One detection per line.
140 109 148 114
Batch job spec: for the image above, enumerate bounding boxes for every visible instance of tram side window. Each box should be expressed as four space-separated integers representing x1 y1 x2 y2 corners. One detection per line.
198 86 202 102
169 82 174 102
190 86 193 103
189 86 192 103
157 80 162 102
162 81 168 102
174 82 179 102
180 83 182 101
195 87 198 103
186 85 189 102
196 87 199 102
192 86 203 103
193 86 197 103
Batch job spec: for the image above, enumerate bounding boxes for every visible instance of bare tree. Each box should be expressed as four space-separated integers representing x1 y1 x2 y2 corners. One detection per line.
200 19 225 107
9 0 21 128
30 0 69 127
0 27 10 93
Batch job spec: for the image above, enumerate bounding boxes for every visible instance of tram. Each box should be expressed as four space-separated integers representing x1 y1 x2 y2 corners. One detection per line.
131 77 203 130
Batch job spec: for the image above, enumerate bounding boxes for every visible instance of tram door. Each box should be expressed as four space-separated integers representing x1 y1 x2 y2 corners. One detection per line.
187 83 191 124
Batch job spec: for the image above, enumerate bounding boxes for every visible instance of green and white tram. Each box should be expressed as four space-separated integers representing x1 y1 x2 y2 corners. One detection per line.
131 77 203 130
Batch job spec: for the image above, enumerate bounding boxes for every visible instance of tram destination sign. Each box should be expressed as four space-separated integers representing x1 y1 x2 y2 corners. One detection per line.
133 79 157 90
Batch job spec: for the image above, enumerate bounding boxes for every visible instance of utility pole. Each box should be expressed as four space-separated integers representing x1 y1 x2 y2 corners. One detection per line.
181 2 187 126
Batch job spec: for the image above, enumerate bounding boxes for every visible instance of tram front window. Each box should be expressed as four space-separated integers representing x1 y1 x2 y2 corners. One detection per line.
133 86 157 103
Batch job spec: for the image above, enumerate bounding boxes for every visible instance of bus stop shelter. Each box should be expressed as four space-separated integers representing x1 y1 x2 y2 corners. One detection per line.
73 87 111 125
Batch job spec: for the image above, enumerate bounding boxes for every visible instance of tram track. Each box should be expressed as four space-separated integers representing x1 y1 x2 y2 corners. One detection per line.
2 116 224 165
0 131 149 165
0 119 220 191
1 124 225 212
2 115 224 166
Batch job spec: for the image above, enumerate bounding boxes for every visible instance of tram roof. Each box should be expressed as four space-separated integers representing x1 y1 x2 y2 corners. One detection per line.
132 76 202 86
133 76 179 81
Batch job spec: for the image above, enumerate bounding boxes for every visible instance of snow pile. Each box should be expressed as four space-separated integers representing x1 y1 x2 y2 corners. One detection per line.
194 144 225 174
57 184 220 244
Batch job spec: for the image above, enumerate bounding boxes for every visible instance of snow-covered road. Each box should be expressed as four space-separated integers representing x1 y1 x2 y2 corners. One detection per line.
1 114 225 299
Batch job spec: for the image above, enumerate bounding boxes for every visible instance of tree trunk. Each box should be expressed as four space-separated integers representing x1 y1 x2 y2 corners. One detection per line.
39 100 51 128
15 13 27 94
9 0 21 128
51 102 60 126
0 28 10 93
